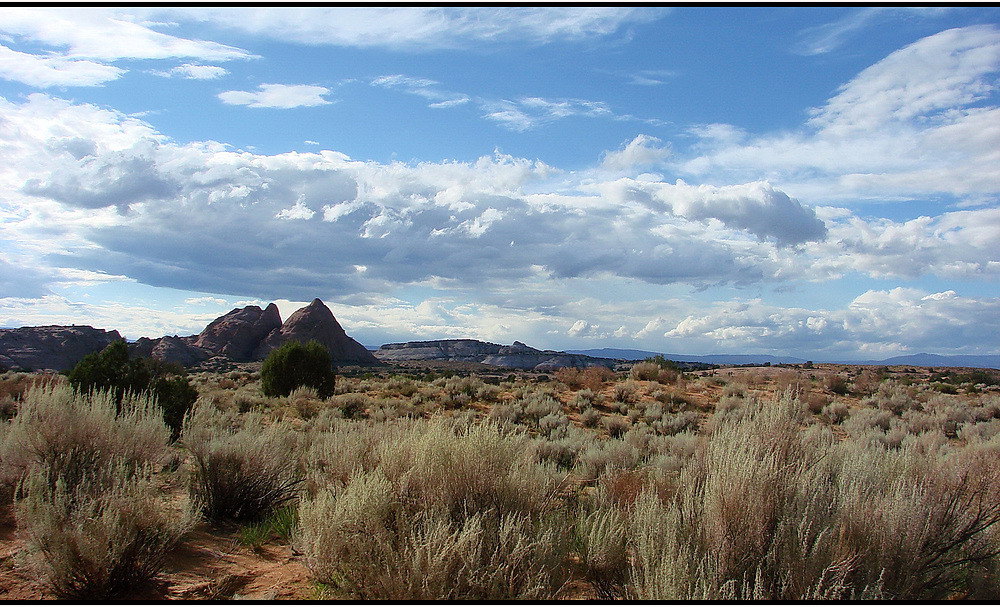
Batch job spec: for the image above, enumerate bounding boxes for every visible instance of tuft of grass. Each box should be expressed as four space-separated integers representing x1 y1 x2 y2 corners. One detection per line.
237 503 298 549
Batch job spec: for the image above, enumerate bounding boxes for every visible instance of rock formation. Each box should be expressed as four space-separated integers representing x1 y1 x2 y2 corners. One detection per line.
0 325 122 371
254 298 380 366
195 303 282 361
374 339 616 371
130 335 210 367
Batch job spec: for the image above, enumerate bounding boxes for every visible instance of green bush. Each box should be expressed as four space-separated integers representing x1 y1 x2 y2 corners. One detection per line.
261 340 336 399
67 340 197 440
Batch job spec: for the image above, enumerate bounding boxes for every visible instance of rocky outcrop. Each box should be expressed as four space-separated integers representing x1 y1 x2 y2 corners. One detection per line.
254 299 381 366
130 335 210 367
374 339 506 362
0 325 122 371
195 303 282 361
375 339 616 371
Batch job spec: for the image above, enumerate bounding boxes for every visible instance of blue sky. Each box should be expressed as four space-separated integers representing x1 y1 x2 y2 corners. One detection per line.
0 6 998 359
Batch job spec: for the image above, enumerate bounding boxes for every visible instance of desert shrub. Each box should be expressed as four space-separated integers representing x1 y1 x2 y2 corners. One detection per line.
183 402 302 524
576 506 630 599
862 381 920 415
842 407 894 436
17 460 194 599
538 412 570 436
821 400 850 424
612 381 640 405
67 340 197 439
520 392 563 424
603 414 630 438
1 383 169 490
557 366 616 391
824 374 850 395
630 361 679 384
654 411 700 436
580 407 601 428
530 434 585 470
261 340 336 399
570 388 599 411
303 421 406 493
488 403 521 424
576 439 643 483
332 393 368 419
553 367 585 389
624 394 1000 600
298 420 571 599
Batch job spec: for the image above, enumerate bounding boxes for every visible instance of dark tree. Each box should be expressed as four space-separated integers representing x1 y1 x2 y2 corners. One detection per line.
260 340 336 399
67 340 197 440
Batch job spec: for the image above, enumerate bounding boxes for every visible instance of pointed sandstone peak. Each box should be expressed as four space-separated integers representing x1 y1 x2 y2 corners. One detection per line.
195 303 283 362
254 298 381 366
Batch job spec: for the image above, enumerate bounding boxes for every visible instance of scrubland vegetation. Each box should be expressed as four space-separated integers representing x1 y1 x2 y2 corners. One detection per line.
1 358 999 600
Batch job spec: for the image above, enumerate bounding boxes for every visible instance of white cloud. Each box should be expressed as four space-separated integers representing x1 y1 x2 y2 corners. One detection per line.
663 288 1000 356
0 44 125 87
0 294 221 339
1 92 995 356
792 7 952 56
601 135 669 171
371 75 470 108
218 84 333 109
680 25 1000 201
0 93 828 304
0 8 252 62
157 63 228 80
145 7 665 51
626 70 677 86
184 296 228 306
0 8 252 88
372 74 659 132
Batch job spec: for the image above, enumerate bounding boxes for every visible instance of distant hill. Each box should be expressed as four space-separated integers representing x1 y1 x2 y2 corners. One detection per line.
567 349 807 366
847 353 1000 369
375 339 617 371
569 349 1000 369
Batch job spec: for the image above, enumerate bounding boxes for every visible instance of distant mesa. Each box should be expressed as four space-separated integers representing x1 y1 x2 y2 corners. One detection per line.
0 298 380 371
0 325 122 372
374 339 617 371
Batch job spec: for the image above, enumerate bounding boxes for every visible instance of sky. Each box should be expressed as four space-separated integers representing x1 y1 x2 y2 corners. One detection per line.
0 6 998 360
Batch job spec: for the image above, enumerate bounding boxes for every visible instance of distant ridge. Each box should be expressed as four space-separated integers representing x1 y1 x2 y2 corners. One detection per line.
567 349 806 365
569 349 1000 369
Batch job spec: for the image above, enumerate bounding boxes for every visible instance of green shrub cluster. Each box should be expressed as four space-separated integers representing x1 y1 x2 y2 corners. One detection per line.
68 340 197 439
260 340 336 399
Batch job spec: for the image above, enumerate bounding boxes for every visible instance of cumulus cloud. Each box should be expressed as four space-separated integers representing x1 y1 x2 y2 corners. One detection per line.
0 93 830 305
680 25 1000 201
601 135 670 171
218 84 333 108
663 288 1000 357
0 92 995 356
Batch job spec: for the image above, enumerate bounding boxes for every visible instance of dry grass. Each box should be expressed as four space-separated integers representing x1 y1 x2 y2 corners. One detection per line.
2 362 999 600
